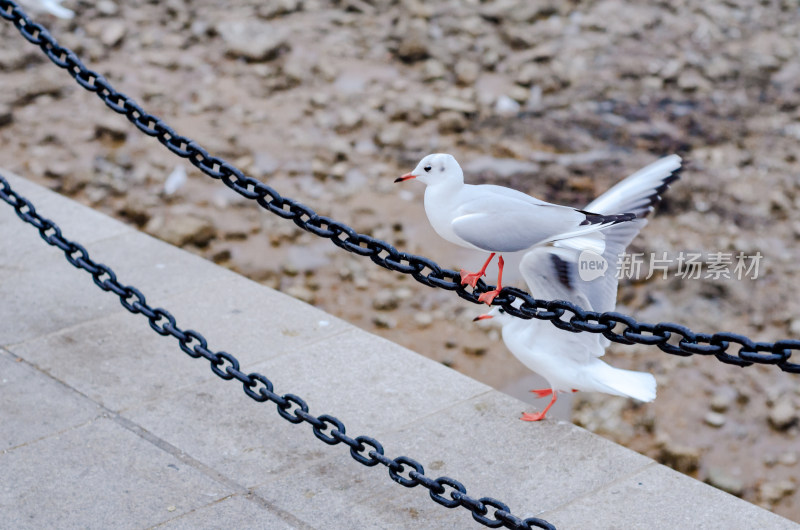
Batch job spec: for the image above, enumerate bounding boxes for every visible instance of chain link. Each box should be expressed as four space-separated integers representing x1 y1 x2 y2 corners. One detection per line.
0 171 554 529
1 1 798 365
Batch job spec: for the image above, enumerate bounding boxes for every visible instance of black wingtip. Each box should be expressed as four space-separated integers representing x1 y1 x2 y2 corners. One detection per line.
639 165 683 218
578 210 637 226
550 254 573 290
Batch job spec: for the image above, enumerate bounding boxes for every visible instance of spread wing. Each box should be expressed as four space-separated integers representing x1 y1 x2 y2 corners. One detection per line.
574 219 647 314
518 246 608 358
586 155 681 217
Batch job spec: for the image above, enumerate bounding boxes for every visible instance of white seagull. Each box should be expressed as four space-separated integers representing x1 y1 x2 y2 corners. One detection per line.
396 153 649 304
475 154 681 421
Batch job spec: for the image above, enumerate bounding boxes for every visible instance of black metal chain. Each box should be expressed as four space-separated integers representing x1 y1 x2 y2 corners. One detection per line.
1 0 799 374
0 171 555 530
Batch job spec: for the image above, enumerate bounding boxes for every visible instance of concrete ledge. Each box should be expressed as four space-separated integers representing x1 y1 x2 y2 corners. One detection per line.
1 172 796 529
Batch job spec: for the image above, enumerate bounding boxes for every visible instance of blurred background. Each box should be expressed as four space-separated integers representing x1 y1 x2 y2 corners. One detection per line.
2 0 799 520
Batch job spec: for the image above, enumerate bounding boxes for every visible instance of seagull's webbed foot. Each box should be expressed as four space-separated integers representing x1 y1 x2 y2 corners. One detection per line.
476 256 505 305
529 389 553 398
521 390 558 422
520 411 548 422
477 289 501 305
459 253 497 288
460 269 485 288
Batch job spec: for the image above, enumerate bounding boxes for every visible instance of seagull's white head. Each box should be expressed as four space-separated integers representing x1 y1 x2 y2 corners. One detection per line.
395 153 463 186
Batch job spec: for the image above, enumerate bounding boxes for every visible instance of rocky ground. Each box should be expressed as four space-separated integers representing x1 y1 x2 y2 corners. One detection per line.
2 0 800 521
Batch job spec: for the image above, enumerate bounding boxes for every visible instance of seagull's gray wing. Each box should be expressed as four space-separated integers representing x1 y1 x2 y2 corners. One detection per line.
452 185 627 253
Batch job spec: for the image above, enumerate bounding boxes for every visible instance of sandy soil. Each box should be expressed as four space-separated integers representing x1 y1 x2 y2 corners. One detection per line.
2 0 799 520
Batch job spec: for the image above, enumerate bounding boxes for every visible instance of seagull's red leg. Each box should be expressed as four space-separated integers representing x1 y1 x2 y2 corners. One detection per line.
529 389 553 398
521 391 558 422
477 256 505 304
460 252 496 288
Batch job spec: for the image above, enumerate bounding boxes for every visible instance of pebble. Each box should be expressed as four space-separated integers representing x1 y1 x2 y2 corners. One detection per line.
515 62 542 87
435 96 478 114
779 452 798 466
0 103 11 127
285 285 315 305
437 110 467 134
704 412 726 428
677 70 711 92
44 161 74 181
413 312 434 328
94 116 128 142
709 386 737 412
758 479 797 504
763 453 779 467
463 346 487 357
372 314 396 329
372 289 400 311
218 21 289 61
96 0 119 16
454 60 480 85
768 396 798 431
423 59 447 81
394 21 429 62
257 0 301 19
336 108 363 132
658 442 701 474
494 95 520 116
573 397 634 445
100 21 127 48
144 214 216 248
705 467 744 497
375 123 405 148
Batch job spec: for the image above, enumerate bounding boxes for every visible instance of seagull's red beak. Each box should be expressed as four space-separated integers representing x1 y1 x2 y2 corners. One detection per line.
473 314 493 321
394 173 416 183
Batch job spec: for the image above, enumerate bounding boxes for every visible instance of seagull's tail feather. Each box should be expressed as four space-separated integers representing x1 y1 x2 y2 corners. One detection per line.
584 361 657 402
586 155 682 218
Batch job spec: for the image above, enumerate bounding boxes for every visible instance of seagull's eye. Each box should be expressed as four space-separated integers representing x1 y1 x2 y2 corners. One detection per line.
424 165 431 172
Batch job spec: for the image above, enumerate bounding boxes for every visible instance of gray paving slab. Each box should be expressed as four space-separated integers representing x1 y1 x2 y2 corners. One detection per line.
254 455 456 530
0 348 102 450
0 417 233 530
543 463 799 529
241 327 492 436
253 391 654 528
8 274 348 411
379 391 655 515
155 494 307 530
0 254 126 346
0 226 243 347
122 327 490 489
0 171 132 270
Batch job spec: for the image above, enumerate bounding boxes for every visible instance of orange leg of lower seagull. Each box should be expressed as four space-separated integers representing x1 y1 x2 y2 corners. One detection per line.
522 389 578 421
460 253 496 288
521 391 558 422
477 256 505 305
